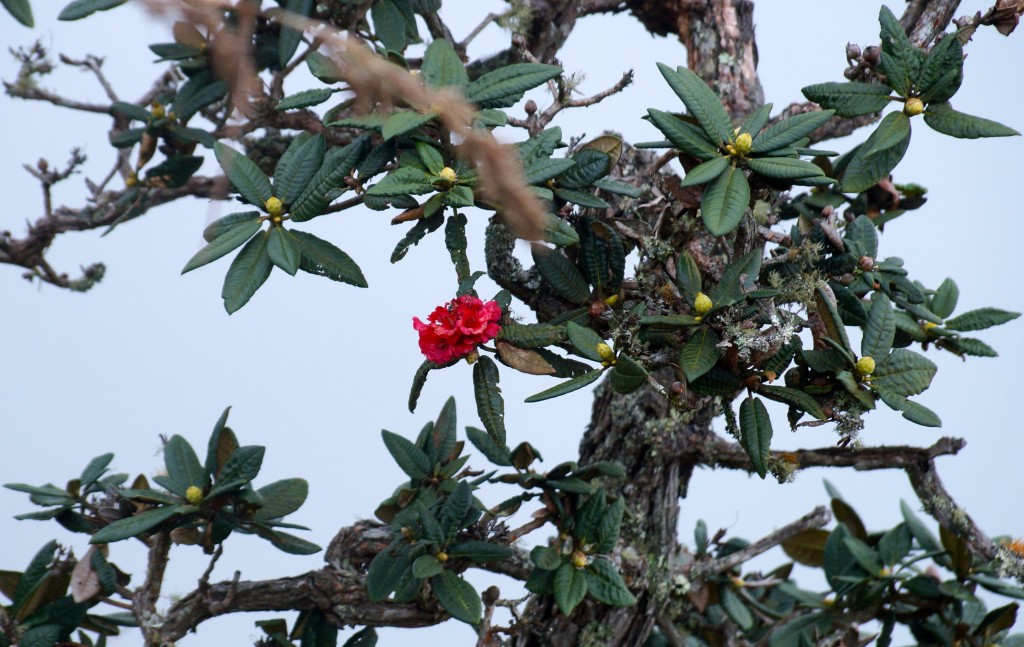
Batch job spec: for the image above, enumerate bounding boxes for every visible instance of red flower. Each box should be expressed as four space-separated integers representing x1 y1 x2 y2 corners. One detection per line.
413 295 502 364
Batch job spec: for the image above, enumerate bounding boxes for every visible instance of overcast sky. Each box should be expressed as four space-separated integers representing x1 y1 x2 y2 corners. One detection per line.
3 1 1023 645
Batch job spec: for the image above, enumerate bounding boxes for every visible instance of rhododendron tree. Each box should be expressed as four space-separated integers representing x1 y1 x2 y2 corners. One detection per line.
2 1 1024 646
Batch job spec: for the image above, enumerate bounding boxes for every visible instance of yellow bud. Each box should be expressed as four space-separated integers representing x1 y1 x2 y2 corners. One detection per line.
185 485 203 505
734 132 752 155
151 102 165 119
904 97 925 116
264 196 284 217
465 350 480 365
125 171 139 188
439 167 457 183
437 551 449 563
603 294 619 306
596 343 615 361
571 550 587 569
694 292 713 316
923 321 938 332
855 356 875 377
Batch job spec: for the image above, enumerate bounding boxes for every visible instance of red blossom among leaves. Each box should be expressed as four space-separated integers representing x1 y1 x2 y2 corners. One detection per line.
413 295 502 364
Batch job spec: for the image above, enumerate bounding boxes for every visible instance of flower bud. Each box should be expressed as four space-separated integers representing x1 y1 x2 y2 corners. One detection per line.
525 99 538 115
923 321 938 332
858 256 875 272
265 196 284 217
846 42 862 61
151 102 166 119
694 292 713 316
855 356 875 377
571 550 587 569
596 342 615 361
438 167 458 183
863 45 881 65
733 132 752 155
904 97 925 116
437 551 449 563
185 485 203 505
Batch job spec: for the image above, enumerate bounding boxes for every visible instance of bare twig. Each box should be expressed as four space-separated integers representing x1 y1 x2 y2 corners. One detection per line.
61 54 119 102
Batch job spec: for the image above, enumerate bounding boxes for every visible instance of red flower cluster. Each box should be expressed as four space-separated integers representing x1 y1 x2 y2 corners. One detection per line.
413 295 502 364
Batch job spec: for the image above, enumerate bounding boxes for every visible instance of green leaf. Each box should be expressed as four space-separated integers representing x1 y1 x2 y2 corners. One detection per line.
90 505 181 544
16 625 61 647
497 323 568 349
281 230 365 287
896 397 942 427
367 167 435 197
381 430 430 480
382 110 437 141
679 155 728 188
172 72 228 123
843 214 878 258
781 528 829 567
525 369 604 403
721 587 755 631
412 555 443 579
924 102 1020 139
878 523 912 566
262 529 320 555
585 558 636 606
254 478 308 520
291 137 370 222
862 291 895 359
12 540 57 611
465 63 562 107
871 349 936 397
751 109 835 153
900 500 942 553
675 250 702 302
841 117 912 193
79 453 114 490
215 445 265 489
414 142 445 176
646 109 719 160
439 481 472 543
740 103 773 137
843 536 883 575
522 158 577 185
58 0 125 21
306 51 344 83
610 355 648 394
182 218 261 274
473 357 506 447
917 32 963 104
2 0 32 26
422 38 468 89
567 322 606 362
532 245 590 303
865 111 912 157
657 63 732 144
448 541 514 563
746 157 826 181
366 541 412 601
680 328 721 382
267 227 301 276
431 570 481 624
221 231 273 314
814 285 854 357
277 0 313 68
700 165 750 236
877 5 921 97
739 396 772 478
215 142 273 208
553 563 588 615
945 337 998 358
465 426 512 467
801 82 892 117
930 278 959 319
371 0 406 52
164 435 205 496
944 307 1020 331
552 188 610 209
342 627 378 647
274 133 326 208
594 177 642 197
558 149 612 189
540 213 581 247
758 385 826 421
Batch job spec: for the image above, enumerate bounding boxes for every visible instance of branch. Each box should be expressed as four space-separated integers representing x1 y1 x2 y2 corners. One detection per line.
770 101 883 145
688 506 833 579
579 0 629 17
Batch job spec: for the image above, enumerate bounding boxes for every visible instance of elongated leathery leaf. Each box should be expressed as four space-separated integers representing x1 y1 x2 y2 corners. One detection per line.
680 156 728 188
751 109 834 153
923 102 1020 139
801 82 893 117
274 133 325 206
740 396 773 478
432 570 482 624
473 357 506 446
90 505 182 544
646 109 719 160
862 291 895 359
221 231 273 314
267 227 301 276
877 5 921 97
291 136 370 222
215 142 273 208
466 63 562 108
381 430 430 480
182 218 261 274
680 328 720 382
292 230 367 287
701 164 750 236
532 244 589 303
525 369 604 403
657 63 732 145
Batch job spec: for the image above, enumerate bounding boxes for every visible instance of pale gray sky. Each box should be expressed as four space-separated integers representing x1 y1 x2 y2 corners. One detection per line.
2 2 1022 645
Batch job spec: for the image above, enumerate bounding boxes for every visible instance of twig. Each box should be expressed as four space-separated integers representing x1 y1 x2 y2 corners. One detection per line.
507 514 549 543
579 0 629 16
198 543 224 590
3 83 111 114
460 12 502 49
61 54 119 102
688 506 832 579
